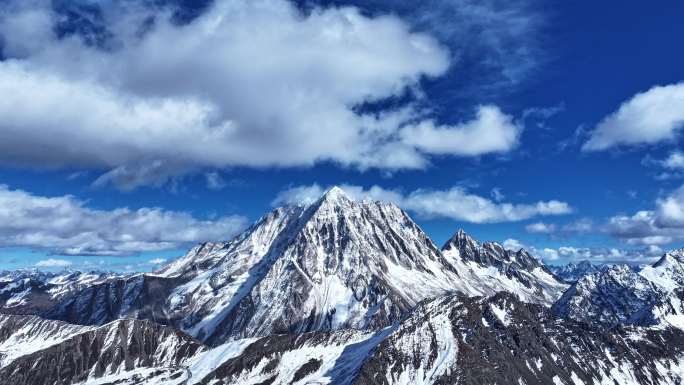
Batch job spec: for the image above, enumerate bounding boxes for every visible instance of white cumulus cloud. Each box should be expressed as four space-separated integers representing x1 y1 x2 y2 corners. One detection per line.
583 82 684 151
400 105 521 156
0 184 247 256
0 0 525 189
603 185 684 246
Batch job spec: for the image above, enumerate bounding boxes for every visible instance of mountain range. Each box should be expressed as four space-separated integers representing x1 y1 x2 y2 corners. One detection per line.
1 186 684 384
549 260 601 282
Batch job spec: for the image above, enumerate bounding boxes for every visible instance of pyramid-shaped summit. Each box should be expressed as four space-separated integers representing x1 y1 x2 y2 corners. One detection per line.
320 185 350 201
160 186 478 344
307 185 354 212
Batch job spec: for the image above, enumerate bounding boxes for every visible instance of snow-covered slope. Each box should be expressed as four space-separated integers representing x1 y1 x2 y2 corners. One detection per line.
196 328 392 385
353 292 684 385
441 230 568 305
5 296 684 385
0 316 204 385
0 271 54 313
640 249 684 291
637 288 684 329
552 264 660 326
0 314 93 366
186 292 684 385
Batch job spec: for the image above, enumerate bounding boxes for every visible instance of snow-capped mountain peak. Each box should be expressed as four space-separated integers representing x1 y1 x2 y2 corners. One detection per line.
156 193 567 343
1 190 567 347
654 248 684 266
637 248 684 292
442 229 544 271
442 228 479 257
154 189 468 343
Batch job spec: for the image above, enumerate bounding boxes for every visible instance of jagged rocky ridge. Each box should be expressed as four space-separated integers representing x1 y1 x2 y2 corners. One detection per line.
157 188 566 344
1 187 567 346
442 230 567 305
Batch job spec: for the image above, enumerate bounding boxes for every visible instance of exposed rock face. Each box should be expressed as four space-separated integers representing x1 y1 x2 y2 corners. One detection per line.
3 242 684 384
549 260 601 282
0 316 203 385
0 271 55 315
179 292 684 385
10 187 675 384
641 248 684 290
3 295 684 385
553 264 661 326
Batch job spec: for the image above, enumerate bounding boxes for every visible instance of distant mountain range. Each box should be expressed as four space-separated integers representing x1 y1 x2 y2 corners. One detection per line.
1 187 684 384
549 260 601 282
553 250 684 329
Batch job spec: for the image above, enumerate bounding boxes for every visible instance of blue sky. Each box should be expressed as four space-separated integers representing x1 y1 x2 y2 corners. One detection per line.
0 0 683 271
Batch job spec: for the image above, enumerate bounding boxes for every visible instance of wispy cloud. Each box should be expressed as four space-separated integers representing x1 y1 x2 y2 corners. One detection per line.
641 151 684 181
35 258 73 268
369 0 546 92
661 151 684 169
490 187 505 202
562 218 594 234
204 172 227 191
